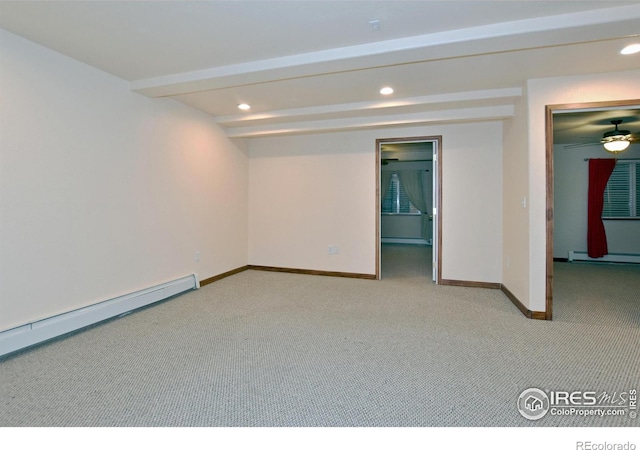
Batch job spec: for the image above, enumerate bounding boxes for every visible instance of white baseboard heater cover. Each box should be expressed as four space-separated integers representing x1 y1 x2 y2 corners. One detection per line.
568 251 640 264
381 238 432 245
0 274 199 357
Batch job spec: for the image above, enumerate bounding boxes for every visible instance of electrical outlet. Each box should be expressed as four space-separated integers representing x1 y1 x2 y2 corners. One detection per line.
195 251 201 262
328 245 340 255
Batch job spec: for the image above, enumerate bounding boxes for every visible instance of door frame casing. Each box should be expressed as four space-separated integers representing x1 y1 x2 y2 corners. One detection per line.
376 136 443 282
544 99 640 320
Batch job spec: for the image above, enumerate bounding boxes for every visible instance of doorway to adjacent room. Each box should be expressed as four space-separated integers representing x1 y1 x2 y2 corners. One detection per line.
376 136 442 283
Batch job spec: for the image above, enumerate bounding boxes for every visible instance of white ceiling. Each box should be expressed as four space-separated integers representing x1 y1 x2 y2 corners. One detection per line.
1 0 640 139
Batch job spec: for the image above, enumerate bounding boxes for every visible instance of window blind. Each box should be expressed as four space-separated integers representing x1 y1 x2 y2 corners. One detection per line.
382 173 421 214
602 162 639 218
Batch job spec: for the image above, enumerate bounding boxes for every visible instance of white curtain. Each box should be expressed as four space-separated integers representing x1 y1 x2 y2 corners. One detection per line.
397 170 430 239
380 171 393 206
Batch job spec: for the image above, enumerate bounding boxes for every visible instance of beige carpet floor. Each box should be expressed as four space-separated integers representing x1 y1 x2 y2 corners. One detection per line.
1 244 638 427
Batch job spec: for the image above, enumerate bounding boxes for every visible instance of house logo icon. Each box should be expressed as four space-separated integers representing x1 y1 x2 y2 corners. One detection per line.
525 396 543 411
518 388 550 420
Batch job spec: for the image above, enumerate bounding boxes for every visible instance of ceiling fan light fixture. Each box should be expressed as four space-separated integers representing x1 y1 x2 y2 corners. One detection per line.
601 119 632 153
603 139 630 153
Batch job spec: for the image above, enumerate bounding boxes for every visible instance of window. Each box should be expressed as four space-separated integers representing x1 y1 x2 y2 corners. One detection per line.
602 161 640 219
382 173 421 214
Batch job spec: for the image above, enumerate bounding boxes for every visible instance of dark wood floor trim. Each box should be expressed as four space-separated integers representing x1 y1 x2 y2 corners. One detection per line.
200 266 249 287
441 279 550 320
248 265 376 280
202 268 549 319
440 279 501 289
500 284 529 317
530 311 548 320
500 284 548 320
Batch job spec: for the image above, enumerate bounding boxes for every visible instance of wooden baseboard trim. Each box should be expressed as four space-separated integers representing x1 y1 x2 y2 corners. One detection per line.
440 279 551 320
248 265 376 280
200 266 249 287
200 268 549 319
440 279 501 289
500 284 548 320
500 284 529 317
530 311 548 320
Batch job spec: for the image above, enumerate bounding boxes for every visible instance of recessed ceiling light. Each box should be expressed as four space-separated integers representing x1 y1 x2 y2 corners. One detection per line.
238 103 251 111
620 44 640 55
380 87 394 95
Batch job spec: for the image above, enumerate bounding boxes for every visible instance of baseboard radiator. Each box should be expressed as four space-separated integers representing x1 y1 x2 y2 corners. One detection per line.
568 251 640 264
0 274 199 358
381 238 432 245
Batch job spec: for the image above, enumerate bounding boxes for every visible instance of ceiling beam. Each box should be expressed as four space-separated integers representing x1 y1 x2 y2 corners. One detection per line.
130 5 640 98
215 88 523 126
223 105 515 138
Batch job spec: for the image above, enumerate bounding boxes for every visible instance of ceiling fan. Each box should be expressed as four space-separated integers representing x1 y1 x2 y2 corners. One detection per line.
565 119 639 153
600 120 637 153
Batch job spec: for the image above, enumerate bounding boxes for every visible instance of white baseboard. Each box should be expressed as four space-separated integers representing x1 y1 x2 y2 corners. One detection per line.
0 274 199 357
382 238 431 245
568 251 640 264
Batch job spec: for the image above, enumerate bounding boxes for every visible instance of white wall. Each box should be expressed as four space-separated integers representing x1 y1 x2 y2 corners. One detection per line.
381 215 423 239
248 122 503 283
0 29 248 332
441 122 503 283
248 131 375 274
554 143 640 258
502 91 530 307
527 69 640 312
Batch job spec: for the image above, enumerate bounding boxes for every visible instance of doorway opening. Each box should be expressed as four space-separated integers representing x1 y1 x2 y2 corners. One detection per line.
376 136 442 282
545 100 640 320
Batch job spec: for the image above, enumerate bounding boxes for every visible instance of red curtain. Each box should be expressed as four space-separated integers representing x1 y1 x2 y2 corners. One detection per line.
587 159 616 258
